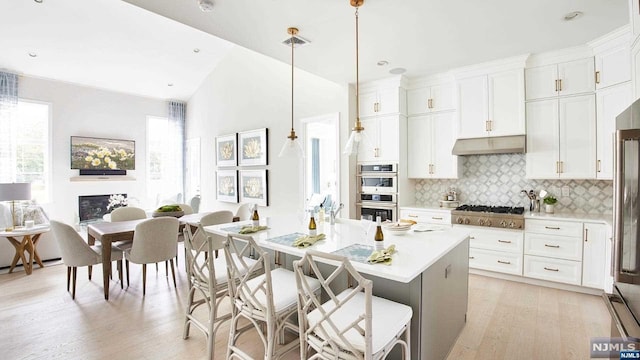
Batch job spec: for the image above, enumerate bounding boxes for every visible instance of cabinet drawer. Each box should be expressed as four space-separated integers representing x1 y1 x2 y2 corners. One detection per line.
525 219 583 237
467 227 523 254
469 248 522 275
523 255 581 285
400 209 451 224
524 233 582 261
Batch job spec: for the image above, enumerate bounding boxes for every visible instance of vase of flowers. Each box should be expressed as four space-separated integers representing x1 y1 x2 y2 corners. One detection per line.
107 194 128 212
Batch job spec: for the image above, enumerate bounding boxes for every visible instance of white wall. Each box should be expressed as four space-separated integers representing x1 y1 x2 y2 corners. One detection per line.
0 76 167 267
187 46 349 217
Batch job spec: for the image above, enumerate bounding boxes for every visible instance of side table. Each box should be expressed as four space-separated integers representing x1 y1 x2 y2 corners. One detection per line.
0 225 50 275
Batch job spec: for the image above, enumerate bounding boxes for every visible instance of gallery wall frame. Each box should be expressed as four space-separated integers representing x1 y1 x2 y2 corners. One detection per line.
239 169 268 206
215 133 237 167
216 170 238 203
238 128 268 166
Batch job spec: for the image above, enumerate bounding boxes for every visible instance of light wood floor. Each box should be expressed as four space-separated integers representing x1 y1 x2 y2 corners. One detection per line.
0 254 611 360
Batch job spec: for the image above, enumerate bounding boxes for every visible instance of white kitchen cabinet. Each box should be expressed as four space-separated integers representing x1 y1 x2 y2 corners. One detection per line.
632 39 640 101
407 83 455 115
357 115 400 163
400 208 451 225
464 226 524 276
407 113 459 179
582 222 608 289
596 82 632 179
632 0 640 41
359 86 404 118
523 255 582 286
595 45 631 90
457 68 525 139
526 94 596 179
525 58 595 100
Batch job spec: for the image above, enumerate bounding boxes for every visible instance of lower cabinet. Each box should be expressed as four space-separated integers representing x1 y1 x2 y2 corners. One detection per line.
463 226 524 276
469 248 523 275
582 222 608 289
523 255 582 286
400 208 451 225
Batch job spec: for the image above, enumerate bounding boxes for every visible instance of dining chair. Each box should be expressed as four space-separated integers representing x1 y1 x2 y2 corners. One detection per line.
224 233 321 360
182 223 260 359
50 220 124 299
124 217 179 295
235 203 254 221
293 250 412 360
189 195 201 213
109 206 147 222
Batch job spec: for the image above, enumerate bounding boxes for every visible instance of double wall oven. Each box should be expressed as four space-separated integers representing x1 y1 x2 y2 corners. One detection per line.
356 163 397 222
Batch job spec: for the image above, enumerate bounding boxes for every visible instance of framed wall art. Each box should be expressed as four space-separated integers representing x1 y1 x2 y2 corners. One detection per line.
239 170 268 206
216 170 238 203
238 128 268 166
215 133 237 167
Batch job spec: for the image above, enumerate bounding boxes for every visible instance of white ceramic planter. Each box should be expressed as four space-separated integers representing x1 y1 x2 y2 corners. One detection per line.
545 204 555 213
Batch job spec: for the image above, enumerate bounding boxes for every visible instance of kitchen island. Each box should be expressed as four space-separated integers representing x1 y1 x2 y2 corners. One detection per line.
205 216 470 360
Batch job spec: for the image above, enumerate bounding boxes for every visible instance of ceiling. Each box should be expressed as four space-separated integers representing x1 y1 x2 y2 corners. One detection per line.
1 0 630 101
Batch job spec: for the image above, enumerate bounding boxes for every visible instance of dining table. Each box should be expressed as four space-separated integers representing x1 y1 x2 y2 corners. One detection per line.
204 215 471 360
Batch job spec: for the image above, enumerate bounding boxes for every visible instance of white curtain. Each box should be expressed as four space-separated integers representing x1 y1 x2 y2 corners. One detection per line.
0 72 18 182
168 100 186 201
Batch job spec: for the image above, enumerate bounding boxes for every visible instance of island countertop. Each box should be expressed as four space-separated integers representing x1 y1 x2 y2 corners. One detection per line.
204 215 470 284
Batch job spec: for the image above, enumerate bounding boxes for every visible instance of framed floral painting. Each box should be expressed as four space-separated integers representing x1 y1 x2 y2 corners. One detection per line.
238 128 268 166
216 170 238 203
239 170 268 206
215 134 237 167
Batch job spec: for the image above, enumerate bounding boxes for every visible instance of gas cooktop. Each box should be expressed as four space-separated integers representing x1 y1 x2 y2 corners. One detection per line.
454 205 525 215
451 204 525 229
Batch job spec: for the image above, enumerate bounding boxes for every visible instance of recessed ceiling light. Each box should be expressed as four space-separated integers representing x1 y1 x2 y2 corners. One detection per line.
198 0 214 12
193 48 200 53
34 0 43 3
563 11 583 21
28 52 37 58
377 60 389 66
167 83 174 87
389 67 406 75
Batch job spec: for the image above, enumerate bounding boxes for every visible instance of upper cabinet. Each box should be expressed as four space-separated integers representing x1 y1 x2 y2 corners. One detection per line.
595 46 631 90
358 80 407 118
525 58 595 100
407 83 455 116
456 68 525 139
407 113 460 179
357 115 401 163
596 82 632 179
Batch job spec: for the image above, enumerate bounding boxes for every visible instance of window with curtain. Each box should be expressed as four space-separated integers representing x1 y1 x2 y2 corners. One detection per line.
0 100 51 203
146 108 184 204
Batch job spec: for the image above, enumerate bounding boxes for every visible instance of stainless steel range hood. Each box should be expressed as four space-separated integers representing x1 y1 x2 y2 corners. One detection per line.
451 135 526 155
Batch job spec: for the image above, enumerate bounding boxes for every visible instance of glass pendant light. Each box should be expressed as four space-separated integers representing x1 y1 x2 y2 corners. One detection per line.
343 0 365 155
279 27 304 158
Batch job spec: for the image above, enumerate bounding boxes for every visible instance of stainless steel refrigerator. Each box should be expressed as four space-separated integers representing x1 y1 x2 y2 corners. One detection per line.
603 98 640 358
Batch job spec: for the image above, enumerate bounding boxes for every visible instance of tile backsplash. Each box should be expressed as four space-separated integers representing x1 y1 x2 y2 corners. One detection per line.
414 154 613 215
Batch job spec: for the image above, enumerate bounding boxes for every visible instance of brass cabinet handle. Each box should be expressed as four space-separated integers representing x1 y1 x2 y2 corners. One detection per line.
585 228 589 242
545 226 561 230
555 79 559 92
544 244 560 248
469 256 475 259
556 161 559 174
485 120 489 132
558 79 562 92
428 98 433 109
469 236 475 239
374 147 379 157
560 161 564 173
488 120 493 131
432 217 443 220
407 215 418 218
497 260 511 265
498 240 512 244
595 71 600 84
597 160 601 173
431 164 435 174
544 267 559 272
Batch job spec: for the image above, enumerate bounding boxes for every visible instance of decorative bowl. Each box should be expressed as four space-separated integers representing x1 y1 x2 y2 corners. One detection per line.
151 210 184 218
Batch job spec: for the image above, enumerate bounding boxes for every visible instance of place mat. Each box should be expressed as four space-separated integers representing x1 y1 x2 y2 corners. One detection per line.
331 244 375 264
265 232 306 246
221 225 254 233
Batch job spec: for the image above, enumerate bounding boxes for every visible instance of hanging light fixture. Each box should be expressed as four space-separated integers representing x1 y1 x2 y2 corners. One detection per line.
343 0 365 155
279 27 304 158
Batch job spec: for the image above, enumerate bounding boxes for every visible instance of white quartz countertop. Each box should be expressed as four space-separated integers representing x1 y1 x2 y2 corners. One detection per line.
400 205 453 212
204 215 469 283
525 211 612 226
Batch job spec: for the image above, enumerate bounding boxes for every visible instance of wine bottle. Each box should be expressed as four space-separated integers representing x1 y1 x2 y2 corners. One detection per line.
318 204 325 224
308 209 317 236
374 216 384 250
251 204 259 227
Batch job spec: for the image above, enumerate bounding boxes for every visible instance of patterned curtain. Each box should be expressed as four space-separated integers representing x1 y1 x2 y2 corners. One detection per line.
168 100 186 200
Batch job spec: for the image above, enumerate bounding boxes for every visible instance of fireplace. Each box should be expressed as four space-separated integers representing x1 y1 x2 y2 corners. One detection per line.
79 194 127 223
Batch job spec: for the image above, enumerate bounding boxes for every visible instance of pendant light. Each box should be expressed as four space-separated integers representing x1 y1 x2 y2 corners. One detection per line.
343 0 365 155
279 27 304 158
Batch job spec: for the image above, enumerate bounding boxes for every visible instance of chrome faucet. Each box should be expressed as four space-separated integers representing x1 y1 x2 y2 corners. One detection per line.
330 203 344 225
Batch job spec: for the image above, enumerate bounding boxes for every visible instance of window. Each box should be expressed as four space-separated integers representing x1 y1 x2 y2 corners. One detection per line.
147 116 183 204
0 100 51 203
302 113 340 209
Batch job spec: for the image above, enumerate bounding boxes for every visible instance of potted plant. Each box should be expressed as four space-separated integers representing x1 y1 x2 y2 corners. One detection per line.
543 195 557 213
